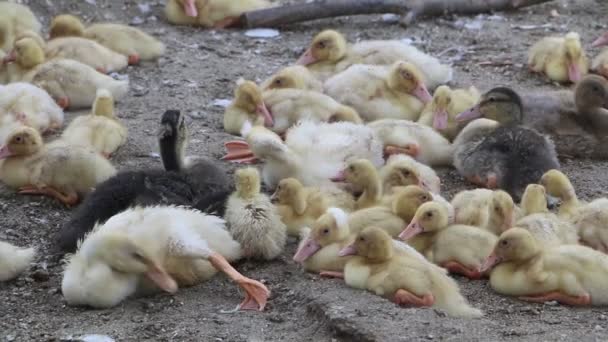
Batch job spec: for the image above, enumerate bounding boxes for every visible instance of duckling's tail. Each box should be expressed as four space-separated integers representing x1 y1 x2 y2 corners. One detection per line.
0 244 36 281
92 88 115 118
105 79 129 102
430 270 484 318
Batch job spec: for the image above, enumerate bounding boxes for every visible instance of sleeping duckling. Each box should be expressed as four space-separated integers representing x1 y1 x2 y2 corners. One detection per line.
49 14 165 64
339 227 483 317
528 32 589 83
62 206 269 310
271 177 355 236
539 169 582 219
323 61 432 122
0 126 116 206
482 228 608 306
336 159 382 210
296 30 452 87
380 154 440 194
400 202 497 279
451 189 517 235
225 167 286 260
417 85 481 141
165 0 270 28
0 82 64 134
368 119 454 167
3 37 129 109
592 32 608 78
0 241 35 281
45 36 128 73
56 110 232 253
223 79 273 135
0 2 41 52
61 89 127 158
261 65 323 92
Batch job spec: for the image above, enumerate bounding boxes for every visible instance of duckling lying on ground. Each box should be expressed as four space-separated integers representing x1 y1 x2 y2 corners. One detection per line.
335 159 382 210
261 65 323 92
0 241 35 281
0 82 64 134
223 79 274 135
528 32 589 83
0 2 41 52
380 154 440 194
165 0 271 28
451 189 518 235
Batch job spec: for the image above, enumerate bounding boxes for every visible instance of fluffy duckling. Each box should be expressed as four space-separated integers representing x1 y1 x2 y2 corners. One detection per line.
336 159 382 210
400 202 497 279
368 119 454 166
44 36 128 73
451 189 517 236
0 126 116 206
528 32 589 83
574 75 608 138
417 85 480 141
56 110 232 253
539 169 582 219
62 206 269 310
49 14 165 64
223 121 384 188
339 227 483 317
261 65 323 92
323 61 432 122
225 167 286 260
380 154 440 194
592 32 608 78
165 0 270 28
271 177 355 236
296 30 452 87
223 79 273 135
61 89 127 158
482 228 608 306
0 82 64 134
0 2 41 52
3 37 129 109
0 241 35 281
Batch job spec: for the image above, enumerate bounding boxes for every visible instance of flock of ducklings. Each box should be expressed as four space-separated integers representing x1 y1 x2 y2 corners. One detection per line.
2 0 608 320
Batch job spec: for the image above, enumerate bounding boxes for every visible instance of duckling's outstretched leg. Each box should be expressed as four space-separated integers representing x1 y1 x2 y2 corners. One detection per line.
393 289 434 307
208 252 270 311
222 141 258 164
96 67 107 74
319 271 344 279
440 261 483 280
519 292 591 306
56 96 70 109
384 144 420 159
213 16 239 29
128 54 140 65
18 186 78 207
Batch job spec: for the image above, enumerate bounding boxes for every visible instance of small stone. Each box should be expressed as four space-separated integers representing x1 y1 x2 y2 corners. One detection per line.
266 314 284 323
131 16 145 25
31 270 50 282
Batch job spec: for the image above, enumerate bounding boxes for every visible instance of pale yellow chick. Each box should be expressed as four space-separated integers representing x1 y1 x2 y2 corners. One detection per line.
261 65 323 92
0 2 41 52
165 0 270 28
528 32 589 83
223 79 273 135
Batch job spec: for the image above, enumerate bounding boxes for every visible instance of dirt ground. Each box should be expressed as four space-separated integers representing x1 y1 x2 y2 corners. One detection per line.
2 0 608 341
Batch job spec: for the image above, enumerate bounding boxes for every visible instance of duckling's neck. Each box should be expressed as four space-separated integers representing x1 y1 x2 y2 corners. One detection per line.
559 188 580 215
159 134 185 172
291 188 308 215
358 176 381 207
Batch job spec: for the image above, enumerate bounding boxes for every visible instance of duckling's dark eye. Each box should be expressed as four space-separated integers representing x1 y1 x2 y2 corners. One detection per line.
420 195 429 201
274 79 282 85
14 136 22 143
400 170 410 176
401 71 412 79
322 228 329 234
317 41 327 49
500 240 508 247
425 212 433 218
131 252 145 261
348 166 354 172
487 97 496 102
494 206 501 212
359 237 365 242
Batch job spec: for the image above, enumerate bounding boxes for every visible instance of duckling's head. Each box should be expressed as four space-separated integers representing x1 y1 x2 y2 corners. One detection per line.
383 163 426 191
592 32 608 48
520 184 548 215
49 14 85 39
329 105 362 124
574 75 608 112
292 207 349 262
387 61 432 104
539 169 574 199
233 79 274 127
5 37 45 69
492 190 516 232
271 177 303 205
264 66 308 90
430 85 452 130
392 185 433 221
0 126 42 159
338 226 394 262
481 228 539 271
296 30 347 65
455 87 523 125
159 110 187 172
564 32 585 83
14 30 45 49
92 89 115 119
399 201 448 240
235 167 261 199
177 0 198 17
341 159 378 187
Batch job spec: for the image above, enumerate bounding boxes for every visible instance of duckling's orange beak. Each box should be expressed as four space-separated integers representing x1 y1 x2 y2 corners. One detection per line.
398 220 423 240
432 108 449 130
455 104 482 122
256 102 274 127
412 83 432 104
3 50 16 64
480 251 500 273
182 0 198 17
384 144 420 158
293 237 321 262
338 243 357 257
330 170 346 182
567 62 582 83
296 48 317 66
145 262 178 293
0 145 12 159
591 34 608 48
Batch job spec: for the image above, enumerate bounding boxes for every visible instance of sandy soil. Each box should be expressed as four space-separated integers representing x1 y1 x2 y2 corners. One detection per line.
2 0 608 341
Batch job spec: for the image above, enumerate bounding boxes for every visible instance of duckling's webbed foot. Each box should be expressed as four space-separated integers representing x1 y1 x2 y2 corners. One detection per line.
465 174 486 187
319 271 344 279
222 141 258 164
384 144 420 159
393 289 434 307
519 292 591 306
18 186 78 207
213 16 239 29
128 54 140 65
55 96 70 109
440 261 483 280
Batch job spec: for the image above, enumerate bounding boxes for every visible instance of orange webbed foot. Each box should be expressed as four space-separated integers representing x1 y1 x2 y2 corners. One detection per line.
222 140 258 163
236 277 270 311
56 97 70 109
128 54 140 65
393 289 434 307
384 144 420 159
319 271 344 279
519 291 591 306
18 186 78 207
486 172 498 189
441 261 483 280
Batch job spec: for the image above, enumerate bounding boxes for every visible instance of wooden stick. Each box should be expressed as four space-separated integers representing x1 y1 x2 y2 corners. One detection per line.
235 0 554 29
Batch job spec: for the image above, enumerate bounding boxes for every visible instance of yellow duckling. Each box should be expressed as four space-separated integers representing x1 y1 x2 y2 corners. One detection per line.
61 89 127 158
270 177 355 236
528 32 589 83
338 159 382 210
338 227 483 317
380 154 440 194
44 36 128 73
591 32 608 78
49 14 165 64
482 228 608 306
296 30 452 87
0 126 116 206
0 2 41 52
225 167 286 260
539 169 582 219
165 0 270 28
0 240 35 281
323 61 432 122
0 82 64 134
400 202 497 279
417 85 480 141
223 79 273 135
451 189 517 236
261 65 323 92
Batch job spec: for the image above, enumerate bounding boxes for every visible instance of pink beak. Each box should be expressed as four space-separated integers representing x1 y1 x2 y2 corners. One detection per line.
338 243 357 257
182 0 198 17
480 251 500 273
568 62 582 83
293 237 321 263
455 104 482 122
398 220 423 240
256 103 274 127
330 170 346 182
296 48 317 66
0 145 12 159
3 50 16 64
591 35 608 48
412 83 432 104
432 109 449 130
